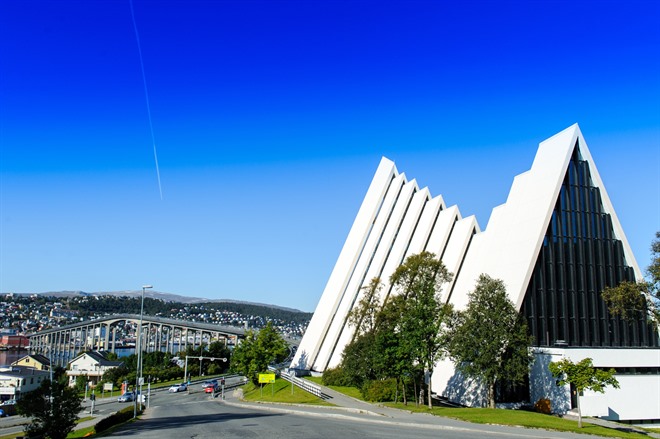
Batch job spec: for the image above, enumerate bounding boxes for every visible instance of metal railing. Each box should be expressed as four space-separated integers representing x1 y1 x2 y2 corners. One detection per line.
278 369 328 399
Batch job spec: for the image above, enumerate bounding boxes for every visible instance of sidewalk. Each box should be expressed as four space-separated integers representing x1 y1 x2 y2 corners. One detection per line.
562 412 660 439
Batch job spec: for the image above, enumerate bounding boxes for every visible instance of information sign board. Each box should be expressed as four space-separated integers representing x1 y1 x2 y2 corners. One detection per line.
258 373 276 384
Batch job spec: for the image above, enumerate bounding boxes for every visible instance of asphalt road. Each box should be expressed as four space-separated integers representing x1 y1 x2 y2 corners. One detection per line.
1 379 628 439
0 379 222 436
103 387 611 439
106 396 487 439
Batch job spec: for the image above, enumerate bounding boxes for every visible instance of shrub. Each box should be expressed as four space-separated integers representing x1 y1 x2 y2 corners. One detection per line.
94 405 141 434
322 367 352 387
361 378 397 402
534 398 552 414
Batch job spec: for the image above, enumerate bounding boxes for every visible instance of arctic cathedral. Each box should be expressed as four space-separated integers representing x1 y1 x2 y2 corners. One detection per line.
290 124 660 422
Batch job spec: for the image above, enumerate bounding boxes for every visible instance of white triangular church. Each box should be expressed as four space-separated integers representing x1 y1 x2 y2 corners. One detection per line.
291 124 659 422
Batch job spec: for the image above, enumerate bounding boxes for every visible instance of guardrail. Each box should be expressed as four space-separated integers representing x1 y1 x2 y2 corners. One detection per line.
278 369 329 399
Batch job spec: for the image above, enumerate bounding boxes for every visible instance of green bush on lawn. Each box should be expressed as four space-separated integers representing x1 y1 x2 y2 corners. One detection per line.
94 405 142 434
361 378 397 402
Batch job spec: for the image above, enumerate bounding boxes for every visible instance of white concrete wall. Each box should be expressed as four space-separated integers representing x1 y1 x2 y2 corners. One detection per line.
325 180 421 369
531 348 660 421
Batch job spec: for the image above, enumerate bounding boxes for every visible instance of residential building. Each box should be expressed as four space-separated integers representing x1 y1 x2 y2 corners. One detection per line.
12 354 51 371
0 335 29 349
0 366 49 401
67 351 123 388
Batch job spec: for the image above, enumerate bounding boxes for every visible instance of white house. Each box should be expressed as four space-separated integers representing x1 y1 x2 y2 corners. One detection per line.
67 351 123 388
0 366 50 402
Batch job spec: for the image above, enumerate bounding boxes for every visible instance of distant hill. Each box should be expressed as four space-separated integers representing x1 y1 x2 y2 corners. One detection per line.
14 290 307 314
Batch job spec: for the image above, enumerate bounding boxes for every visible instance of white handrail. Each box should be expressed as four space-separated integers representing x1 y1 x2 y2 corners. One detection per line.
280 370 323 398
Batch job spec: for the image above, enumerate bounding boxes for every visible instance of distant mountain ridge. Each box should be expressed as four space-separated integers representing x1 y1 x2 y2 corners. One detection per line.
11 290 307 314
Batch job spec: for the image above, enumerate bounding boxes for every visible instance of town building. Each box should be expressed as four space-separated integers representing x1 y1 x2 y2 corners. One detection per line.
12 353 51 371
66 351 123 388
0 366 49 402
291 124 659 422
0 334 29 349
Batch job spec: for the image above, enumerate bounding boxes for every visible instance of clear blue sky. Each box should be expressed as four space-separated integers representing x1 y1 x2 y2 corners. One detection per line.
1 1 658 312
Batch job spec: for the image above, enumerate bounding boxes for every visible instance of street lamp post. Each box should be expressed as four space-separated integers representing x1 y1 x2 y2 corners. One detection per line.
45 346 54 417
134 284 152 419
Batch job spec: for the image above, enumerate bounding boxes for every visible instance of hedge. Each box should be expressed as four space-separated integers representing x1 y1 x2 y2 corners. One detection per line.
94 405 142 434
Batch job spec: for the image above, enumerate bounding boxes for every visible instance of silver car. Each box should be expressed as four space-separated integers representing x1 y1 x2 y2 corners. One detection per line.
168 383 188 393
117 392 135 402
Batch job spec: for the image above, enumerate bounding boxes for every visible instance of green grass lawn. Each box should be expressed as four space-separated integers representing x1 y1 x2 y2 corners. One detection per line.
382 403 651 438
241 379 332 406
304 376 364 400
67 426 95 438
288 378 652 439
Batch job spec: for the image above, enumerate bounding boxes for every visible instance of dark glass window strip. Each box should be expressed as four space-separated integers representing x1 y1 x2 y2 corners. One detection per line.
599 367 660 375
522 143 659 348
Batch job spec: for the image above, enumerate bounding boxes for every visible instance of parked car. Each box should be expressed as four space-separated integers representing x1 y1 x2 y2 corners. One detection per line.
168 383 188 393
117 392 135 402
201 380 218 389
0 400 17 417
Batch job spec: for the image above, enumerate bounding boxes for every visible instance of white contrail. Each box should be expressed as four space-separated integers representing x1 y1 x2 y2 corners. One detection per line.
129 0 163 200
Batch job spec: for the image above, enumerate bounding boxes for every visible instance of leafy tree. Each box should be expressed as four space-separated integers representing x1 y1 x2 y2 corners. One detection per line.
602 231 660 325
140 351 173 381
206 341 232 374
347 277 383 337
447 274 533 408
142 350 174 369
650 231 660 289
601 281 647 320
389 251 453 408
103 351 120 361
74 374 88 392
16 373 83 439
374 294 419 405
340 330 379 388
549 357 619 428
230 322 288 384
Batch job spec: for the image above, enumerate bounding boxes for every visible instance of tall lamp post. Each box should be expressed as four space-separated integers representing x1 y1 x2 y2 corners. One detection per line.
134 284 152 418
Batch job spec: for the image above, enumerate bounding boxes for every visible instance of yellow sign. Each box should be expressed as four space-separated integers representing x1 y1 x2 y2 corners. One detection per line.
258 373 276 384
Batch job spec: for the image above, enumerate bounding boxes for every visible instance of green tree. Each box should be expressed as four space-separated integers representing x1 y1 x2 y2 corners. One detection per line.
74 374 88 392
230 322 288 384
601 281 648 320
347 277 383 337
602 231 660 325
16 374 83 439
207 341 232 374
389 251 453 408
374 294 419 405
447 274 533 408
549 357 619 428
340 330 379 388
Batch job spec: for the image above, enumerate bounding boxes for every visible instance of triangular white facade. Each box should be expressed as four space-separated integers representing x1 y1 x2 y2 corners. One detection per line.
290 124 659 421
